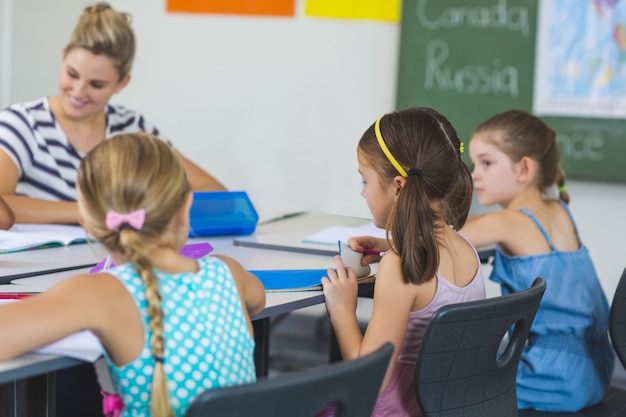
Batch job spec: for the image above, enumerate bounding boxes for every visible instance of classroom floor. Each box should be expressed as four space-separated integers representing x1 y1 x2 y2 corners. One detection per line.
267 299 372 377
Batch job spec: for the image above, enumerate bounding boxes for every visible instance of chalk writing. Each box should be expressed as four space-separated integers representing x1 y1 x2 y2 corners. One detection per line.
557 132 605 161
424 40 519 97
416 0 530 37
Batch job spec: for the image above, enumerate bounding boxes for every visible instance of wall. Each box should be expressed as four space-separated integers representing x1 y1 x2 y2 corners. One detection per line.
0 0 7 104
2 0 625 299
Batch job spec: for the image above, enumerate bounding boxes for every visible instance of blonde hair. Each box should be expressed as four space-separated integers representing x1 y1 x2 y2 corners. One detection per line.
66 2 135 80
473 109 569 203
77 133 190 417
358 107 473 285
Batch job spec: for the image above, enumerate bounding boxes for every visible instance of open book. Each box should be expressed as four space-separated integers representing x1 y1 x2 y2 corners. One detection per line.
0 224 94 254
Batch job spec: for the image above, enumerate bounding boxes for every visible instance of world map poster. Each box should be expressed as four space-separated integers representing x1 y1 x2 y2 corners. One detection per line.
533 0 626 118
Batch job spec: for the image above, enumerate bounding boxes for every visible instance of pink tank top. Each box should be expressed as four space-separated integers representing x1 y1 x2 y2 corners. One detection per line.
396 242 486 365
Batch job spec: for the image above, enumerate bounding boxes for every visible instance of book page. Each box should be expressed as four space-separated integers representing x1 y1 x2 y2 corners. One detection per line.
0 224 93 253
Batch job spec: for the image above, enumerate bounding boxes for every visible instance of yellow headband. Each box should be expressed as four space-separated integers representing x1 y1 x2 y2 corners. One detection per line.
375 117 407 177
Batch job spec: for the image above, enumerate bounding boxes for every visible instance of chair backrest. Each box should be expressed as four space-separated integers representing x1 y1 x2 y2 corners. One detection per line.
609 267 626 369
415 277 546 417
186 342 394 417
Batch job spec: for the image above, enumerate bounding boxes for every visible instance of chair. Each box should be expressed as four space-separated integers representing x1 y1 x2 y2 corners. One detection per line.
186 342 394 417
415 277 546 417
519 267 626 417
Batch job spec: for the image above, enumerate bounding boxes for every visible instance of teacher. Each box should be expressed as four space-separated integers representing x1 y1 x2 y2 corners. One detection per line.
0 2 226 224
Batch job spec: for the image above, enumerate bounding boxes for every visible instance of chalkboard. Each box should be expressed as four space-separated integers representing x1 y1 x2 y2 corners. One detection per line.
396 0 626 182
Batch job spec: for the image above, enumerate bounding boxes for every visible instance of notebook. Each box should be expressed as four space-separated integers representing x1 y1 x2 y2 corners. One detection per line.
0 224 94 254
251 241 375 292
233 222 387 256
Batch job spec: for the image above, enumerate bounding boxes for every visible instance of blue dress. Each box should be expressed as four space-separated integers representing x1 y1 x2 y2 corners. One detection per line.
491 203 614 412
103 256 257 417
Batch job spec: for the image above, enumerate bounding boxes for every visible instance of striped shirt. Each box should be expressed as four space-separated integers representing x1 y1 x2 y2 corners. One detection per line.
0 97 159 201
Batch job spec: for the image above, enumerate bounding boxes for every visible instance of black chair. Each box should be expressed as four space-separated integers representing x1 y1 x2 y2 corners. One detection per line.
519 267 626 417
186 342 394 417
415 277 546 417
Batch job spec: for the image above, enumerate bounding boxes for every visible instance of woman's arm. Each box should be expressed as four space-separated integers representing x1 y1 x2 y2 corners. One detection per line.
177 151 227 191
0 196 15 229
0 151 79 224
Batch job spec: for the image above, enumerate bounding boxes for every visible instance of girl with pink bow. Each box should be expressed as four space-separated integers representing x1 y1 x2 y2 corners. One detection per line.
0 133 266 417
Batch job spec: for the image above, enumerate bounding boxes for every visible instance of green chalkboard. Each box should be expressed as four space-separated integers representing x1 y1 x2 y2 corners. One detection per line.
396 0 626 182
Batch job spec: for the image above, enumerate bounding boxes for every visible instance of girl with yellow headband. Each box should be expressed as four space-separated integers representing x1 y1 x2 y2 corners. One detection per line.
320 107 485 417
461 109 613 412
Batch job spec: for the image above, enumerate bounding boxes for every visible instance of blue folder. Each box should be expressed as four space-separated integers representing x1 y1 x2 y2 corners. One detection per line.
249 269 327 292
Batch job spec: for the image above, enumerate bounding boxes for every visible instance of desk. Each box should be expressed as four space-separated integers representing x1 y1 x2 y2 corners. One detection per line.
0 212 493 416
0 244 105 284
0 276 327 417
0 216 341 417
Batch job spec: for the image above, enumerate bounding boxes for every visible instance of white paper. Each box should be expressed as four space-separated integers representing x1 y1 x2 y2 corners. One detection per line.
34 330 103 362
0 224 93 253
302 223 387 246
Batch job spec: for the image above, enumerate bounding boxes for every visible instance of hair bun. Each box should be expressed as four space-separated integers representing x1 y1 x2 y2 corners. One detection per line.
87 2 112 14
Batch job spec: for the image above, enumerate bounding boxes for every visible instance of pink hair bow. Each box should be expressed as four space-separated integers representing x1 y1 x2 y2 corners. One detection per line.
101 390 126 417
105 209 146 231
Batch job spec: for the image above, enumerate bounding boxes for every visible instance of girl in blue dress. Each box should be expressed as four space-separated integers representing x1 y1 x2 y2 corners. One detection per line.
461 109 614 412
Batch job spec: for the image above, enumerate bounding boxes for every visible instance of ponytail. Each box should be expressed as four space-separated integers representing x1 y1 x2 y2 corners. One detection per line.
556 167 570 204
390 176 440 285
119 230 173 417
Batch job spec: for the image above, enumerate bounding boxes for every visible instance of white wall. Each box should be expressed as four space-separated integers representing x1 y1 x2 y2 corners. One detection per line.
3 1 625 299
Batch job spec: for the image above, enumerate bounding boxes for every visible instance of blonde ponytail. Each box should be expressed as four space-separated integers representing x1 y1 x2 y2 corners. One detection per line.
77 134 190 417
119 230 173 417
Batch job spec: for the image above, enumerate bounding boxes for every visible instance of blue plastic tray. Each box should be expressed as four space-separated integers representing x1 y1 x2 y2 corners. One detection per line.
189 191 258 237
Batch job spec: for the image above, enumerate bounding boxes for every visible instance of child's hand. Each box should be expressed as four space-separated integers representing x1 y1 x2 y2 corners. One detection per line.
347 236 390 266
321 256 358 318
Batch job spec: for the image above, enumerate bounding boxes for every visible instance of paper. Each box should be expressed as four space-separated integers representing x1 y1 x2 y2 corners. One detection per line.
302 223 387 246
167 0 294 16
338 241 371 278
0 224 93 254
305 0 400 22
34 330 103 362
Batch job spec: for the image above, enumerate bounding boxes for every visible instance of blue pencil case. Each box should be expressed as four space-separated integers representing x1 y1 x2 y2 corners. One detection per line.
189 191 258 237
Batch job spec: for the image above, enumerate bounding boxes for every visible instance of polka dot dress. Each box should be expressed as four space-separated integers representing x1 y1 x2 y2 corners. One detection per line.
103 256 256 416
